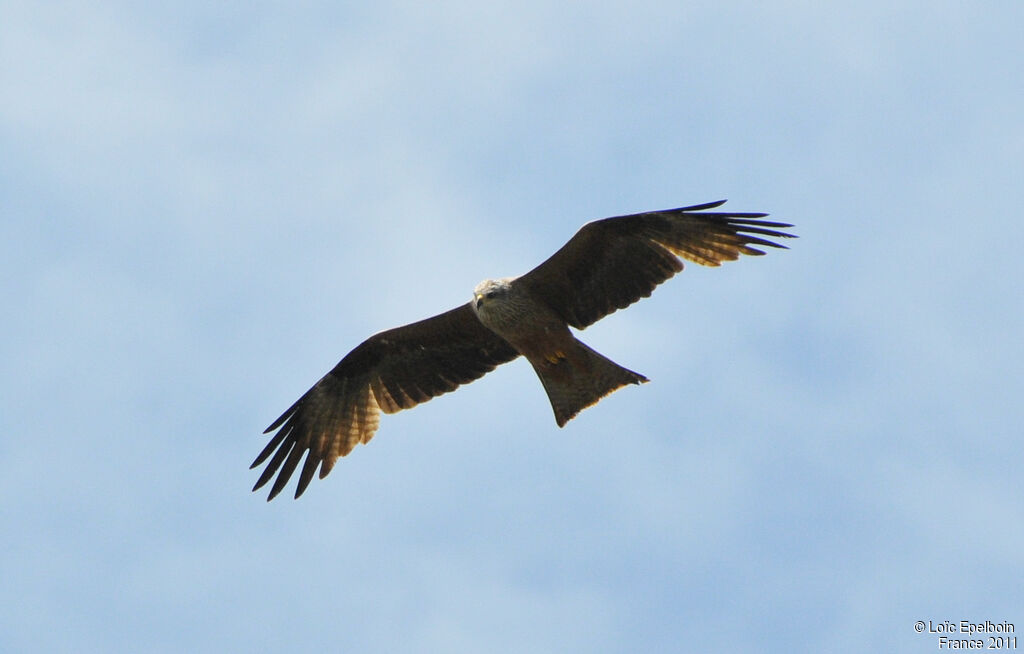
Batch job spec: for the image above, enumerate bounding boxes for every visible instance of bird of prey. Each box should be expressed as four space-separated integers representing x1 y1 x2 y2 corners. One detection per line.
252 200 795 500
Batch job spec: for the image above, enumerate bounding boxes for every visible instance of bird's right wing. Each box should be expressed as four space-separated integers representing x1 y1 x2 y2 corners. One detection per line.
515 200 796 329
251 303 519 500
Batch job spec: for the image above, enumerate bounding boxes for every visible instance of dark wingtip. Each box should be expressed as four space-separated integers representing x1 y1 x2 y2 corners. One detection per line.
749 221 795 230
252 479 271 499
265 394 304 433
255 474 285 501
675 200 774 220
251 429 286 468
679 199 728 212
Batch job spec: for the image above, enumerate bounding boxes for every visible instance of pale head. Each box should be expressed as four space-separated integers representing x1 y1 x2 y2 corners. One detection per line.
471 277 518 325
472 278 513 309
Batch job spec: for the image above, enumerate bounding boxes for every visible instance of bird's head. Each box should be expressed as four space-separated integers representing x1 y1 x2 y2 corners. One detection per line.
472 278 513 314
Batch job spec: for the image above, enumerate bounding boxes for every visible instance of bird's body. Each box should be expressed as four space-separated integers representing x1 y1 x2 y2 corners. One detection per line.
252 200 796 500
472 277 647 426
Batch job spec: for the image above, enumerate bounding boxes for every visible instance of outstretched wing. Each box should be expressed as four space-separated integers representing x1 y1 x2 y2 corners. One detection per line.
515 200 796 329
252 303 519 500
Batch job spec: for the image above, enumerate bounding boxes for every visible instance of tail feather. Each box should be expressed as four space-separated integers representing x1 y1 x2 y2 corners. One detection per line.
530 339 648 426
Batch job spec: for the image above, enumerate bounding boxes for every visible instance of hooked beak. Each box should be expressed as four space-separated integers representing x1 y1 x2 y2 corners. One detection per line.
474 294 484 309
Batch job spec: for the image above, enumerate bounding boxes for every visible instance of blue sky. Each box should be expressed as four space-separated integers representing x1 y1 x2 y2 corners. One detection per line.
2 2 1022 652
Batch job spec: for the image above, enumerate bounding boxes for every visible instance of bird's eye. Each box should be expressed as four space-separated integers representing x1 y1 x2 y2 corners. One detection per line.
486 291 496 299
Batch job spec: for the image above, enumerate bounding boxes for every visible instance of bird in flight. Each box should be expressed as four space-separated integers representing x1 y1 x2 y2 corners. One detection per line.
252 200 795 500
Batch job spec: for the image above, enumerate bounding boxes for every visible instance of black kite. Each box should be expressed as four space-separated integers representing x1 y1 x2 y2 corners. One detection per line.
252 200 795 499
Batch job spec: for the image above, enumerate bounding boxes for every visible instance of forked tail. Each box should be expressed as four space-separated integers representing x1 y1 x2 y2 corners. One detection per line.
529 338 648 426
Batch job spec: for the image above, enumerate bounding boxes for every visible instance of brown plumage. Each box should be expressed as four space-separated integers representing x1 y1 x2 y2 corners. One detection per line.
251 305 518 500
252 200 795 500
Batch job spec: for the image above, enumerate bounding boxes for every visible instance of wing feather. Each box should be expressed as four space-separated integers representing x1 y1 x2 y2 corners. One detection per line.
515 200 796 329
252 303 519 500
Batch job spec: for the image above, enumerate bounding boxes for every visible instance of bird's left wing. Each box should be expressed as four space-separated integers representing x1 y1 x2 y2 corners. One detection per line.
252 303 519 500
